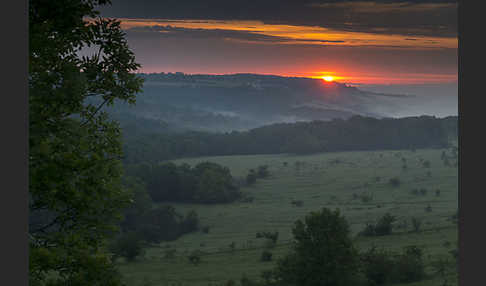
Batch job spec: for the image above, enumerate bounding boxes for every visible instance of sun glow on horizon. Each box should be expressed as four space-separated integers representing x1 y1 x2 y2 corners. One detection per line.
322 76 335 82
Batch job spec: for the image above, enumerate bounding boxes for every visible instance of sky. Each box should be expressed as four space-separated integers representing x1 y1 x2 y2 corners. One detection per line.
98 0 458 115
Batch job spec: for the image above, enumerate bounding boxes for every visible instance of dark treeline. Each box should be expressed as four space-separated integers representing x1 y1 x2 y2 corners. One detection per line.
122 115 457 164
125 161 241 204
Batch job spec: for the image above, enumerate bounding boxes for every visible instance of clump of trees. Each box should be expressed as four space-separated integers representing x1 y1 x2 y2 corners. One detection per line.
125 161 241 203
246 165 270 186
271 208 361 286
360 213 397 236
360 245 426 285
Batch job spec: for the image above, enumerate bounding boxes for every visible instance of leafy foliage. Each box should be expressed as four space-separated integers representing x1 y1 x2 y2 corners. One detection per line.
29 0 143 284
126 161 241 203
273 208 360 286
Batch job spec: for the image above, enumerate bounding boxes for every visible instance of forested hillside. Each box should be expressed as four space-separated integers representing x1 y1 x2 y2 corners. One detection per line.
122 115 457 164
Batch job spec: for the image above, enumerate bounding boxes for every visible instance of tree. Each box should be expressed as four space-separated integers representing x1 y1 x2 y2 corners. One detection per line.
274 208 360 286
29 0 143 284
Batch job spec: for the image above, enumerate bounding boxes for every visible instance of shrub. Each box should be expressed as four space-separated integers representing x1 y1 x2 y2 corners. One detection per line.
360 245 426 285
291 200 304 207
273 208 360 286
188 250 202 265
389 177 401 187
257 165 270 178
164 249 177 259
360 213 396 236
393 246 426 283
435 189 441 196
260 250 273 262
422 160 431 168
425 204 432 212
411 217 422 232
246 169 257 185
201 226 210 234
109 232 144 262
419 188 428 196
360 247 396 285
374 213 396 236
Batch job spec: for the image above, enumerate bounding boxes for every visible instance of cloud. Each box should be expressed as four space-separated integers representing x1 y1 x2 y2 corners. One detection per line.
100 0 457 38
125 25 347 45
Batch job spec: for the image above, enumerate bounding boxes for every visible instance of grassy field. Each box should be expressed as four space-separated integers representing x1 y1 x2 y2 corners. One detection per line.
118 148 458 286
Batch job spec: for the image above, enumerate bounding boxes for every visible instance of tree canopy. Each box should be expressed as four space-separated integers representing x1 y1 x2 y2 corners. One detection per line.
29 0 143 284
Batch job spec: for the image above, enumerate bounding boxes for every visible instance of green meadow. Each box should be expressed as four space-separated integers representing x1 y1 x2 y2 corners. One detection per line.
118 148 458 286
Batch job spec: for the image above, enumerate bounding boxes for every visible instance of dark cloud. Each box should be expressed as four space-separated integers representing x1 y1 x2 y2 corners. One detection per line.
99 0 457 37
126 25 345 44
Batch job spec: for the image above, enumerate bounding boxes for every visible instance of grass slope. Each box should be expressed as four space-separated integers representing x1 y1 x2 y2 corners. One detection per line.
118 148 458 286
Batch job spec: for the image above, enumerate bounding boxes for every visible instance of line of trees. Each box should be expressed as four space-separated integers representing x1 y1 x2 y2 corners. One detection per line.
125 161 241 203
122 115 457 164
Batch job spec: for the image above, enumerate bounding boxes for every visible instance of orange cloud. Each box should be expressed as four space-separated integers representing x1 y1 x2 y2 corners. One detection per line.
115 18 457 49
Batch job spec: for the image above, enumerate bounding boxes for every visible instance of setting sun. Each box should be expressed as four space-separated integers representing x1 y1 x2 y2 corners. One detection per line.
322 76 335 82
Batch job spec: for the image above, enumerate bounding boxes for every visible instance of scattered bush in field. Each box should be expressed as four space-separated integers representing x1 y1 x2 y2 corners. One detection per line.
164 249 177 259
432 257 450 277
256 231 279 244
422 160 431 168
229 242 236 252
360 192 374 203
441 151 447 160
360 245 426 285
240 275 261 286
240 196 255 203
352 193 359 200
109 231 145 262
419 188 428 196
291 200 304 207
389 177 401 187
411 217 422 232
375 176 381 182
188 250 202 265
426 171 432 177
411 189 419 195
246 169 257 185
435 189 441 196
374 213 397 236
201 226 210 234
261 270 275 284
401 157 407 163
257 165 270 178
443 241 451 248
395 246 426 283
260 250 273 262
224 280 236 286
402 164 408 171
360 246 396 285
425 204 433 212
360 213 396 236
283 162 288 167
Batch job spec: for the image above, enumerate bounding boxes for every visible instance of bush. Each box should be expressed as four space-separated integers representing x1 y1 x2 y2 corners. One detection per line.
257 165 270 178
389 177 401 187
246 169 257 185
273 208 360 286
360 247 396 285
374 213 396 236
188 250 202 265
256 231 279 244
201 226 210 234
393 246 426 283
360 213 396 236
291 200 304 207
260 250 273 262
411 217 422 232
360 245 426 285
422 160 431 168
109 232 144 262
